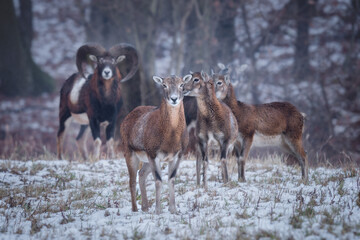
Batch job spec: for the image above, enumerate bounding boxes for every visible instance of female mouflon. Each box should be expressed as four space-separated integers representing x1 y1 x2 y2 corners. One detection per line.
213 68 308 182
183 71 238 190
120 75 188 214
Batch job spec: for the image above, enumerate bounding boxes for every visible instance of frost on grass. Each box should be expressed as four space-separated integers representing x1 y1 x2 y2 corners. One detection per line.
0 156 359 239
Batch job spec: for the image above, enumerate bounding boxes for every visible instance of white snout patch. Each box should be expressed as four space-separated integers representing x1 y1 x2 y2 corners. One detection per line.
168 94 180 106
70 77 86 105
102 67 113 80
71 113 89 125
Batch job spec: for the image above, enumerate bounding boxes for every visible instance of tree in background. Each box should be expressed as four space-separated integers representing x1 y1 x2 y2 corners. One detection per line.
293 0 315 82
81 0 359 160
75 0 240 106
0 0 54 97
84 0 163 109
182 0 218 73
213 0 238 67
233 0 359 162
7 0 355 161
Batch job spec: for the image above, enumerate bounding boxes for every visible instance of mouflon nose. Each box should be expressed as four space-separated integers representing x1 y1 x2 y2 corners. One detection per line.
104 70 110 75
171 97 178 103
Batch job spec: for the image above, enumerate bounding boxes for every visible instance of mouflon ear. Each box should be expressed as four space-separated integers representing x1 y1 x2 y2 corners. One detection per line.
89 55 97 62
183 74 192 83
153 76 163 85
116 55 126 63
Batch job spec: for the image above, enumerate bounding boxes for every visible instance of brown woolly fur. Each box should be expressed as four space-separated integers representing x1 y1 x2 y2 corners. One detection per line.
183 71 238 189
120 75 188 214
213 70 308 182
121 102 188 159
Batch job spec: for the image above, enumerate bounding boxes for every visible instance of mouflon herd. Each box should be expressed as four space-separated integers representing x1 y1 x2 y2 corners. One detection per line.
57 43 308 214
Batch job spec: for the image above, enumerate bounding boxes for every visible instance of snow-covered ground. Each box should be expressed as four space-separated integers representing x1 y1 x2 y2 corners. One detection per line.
0 156 359 239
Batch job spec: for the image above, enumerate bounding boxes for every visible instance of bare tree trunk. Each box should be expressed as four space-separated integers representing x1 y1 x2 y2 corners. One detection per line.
319 75 335 137
213 0 238 66
87 0 161 108
19 0 33 51
86 0 163 140
293 0 314 82
169 0 194 75
0 0 32 96
183 2 202 73
20 0 54 95
129 0 161 106
240 1 260 104
0 0 53 96
182 0 218 74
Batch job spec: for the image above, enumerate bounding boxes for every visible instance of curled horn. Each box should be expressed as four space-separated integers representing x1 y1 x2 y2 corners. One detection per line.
76 43 106 78
109 43 139 83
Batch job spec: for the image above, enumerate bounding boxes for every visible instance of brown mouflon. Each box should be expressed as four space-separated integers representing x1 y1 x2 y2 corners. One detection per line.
120 75 188 214
213 68 308 182
183 71 238 190
57 43 138 160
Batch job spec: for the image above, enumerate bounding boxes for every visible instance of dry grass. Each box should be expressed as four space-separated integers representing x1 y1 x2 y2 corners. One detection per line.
0 153 359 239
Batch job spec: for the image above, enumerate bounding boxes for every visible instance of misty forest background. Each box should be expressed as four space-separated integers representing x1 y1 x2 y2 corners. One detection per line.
0 0 359 165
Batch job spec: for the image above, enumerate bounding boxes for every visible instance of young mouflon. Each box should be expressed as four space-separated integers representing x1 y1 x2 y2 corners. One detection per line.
183 71 238 190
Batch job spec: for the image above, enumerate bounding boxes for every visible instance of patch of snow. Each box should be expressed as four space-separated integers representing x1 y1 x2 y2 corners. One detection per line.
0 157 359 239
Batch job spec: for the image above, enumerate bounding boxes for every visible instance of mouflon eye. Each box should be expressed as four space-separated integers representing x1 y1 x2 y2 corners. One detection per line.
179 84 184 88
193 78 199 82
162 84 167 88
217 81 223 85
